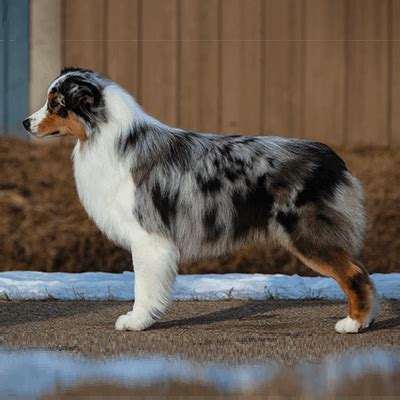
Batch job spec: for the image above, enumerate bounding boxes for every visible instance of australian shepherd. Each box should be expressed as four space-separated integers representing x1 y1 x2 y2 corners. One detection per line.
23 67 379 333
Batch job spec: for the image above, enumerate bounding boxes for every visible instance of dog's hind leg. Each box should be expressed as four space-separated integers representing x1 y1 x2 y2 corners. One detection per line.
275 171 379 332
291 248 379 333
115 232 179 331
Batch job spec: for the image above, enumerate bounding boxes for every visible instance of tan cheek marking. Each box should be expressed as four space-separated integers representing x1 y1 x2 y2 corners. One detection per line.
48 92 57 102
37 113 87 142
64 113 87 142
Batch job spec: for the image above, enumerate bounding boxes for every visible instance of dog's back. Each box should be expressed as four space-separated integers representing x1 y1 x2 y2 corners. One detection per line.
128 129 365 262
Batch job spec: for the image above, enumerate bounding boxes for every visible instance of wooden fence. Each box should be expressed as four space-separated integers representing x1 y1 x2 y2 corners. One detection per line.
62 0 399 148
0 0 29 137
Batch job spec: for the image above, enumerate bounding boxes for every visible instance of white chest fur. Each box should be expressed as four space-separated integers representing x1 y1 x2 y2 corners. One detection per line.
72 140 136 250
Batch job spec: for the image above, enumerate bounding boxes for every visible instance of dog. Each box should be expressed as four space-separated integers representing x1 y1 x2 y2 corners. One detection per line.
23 67 379 333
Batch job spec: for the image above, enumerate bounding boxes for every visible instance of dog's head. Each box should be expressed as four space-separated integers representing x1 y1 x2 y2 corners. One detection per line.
23 67 107 141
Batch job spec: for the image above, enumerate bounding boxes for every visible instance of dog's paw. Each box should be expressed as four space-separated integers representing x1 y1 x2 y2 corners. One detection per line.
115 313 153 331
335 316 361 333
115 314 132 331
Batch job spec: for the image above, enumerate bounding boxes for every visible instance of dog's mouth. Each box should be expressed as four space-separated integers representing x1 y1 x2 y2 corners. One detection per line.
32 130 62 138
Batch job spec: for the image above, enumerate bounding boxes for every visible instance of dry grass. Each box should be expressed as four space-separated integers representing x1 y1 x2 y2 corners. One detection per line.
1 137 399 274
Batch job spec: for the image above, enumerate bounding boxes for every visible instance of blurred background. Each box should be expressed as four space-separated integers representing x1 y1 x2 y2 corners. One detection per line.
0 0 399 274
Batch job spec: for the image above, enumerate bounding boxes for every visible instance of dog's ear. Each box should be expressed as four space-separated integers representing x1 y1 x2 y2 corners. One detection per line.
79 93 95 108
67 82 97 112
59 74 104 126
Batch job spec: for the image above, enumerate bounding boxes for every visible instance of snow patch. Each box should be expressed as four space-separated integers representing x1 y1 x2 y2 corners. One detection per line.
0 272 398 301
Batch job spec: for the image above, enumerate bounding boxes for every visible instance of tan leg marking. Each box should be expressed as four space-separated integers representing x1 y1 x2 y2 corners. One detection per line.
292 249 374 327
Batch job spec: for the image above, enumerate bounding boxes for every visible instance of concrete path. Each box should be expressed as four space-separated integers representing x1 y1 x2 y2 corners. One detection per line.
0 300 398 363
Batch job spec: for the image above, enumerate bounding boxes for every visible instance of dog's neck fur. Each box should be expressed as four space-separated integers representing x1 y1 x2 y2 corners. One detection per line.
76 82 181 166
71 84 140 248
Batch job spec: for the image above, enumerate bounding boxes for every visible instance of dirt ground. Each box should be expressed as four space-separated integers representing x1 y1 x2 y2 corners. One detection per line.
0 300 398 362
1 137 399 274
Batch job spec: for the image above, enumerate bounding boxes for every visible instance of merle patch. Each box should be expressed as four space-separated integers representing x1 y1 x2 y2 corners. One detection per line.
151 182 178 230
232 174 274 239
203 207 223 241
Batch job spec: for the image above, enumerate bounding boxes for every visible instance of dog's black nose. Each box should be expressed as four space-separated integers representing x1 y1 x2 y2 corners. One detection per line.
22 118 31 131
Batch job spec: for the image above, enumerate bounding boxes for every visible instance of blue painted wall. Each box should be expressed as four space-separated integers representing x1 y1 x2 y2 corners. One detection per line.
0 0 29 138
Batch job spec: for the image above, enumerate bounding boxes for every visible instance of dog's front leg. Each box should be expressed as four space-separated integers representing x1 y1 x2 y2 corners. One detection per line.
115 232 179 331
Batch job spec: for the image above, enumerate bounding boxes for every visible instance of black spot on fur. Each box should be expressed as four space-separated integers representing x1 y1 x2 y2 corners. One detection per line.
242 137 257 143
295 144 348 207
232 174 274 239
267 158 276 168
164 134 194 170
276 210 299 233
224 168 239 182
136 210 144 226
203 207 223 241
213 158 221 171
58 107 68 118
120 132 138 154
197 175 222 195
220 143 234 162
234 158 245 168
151 182 178 230
118 124 148 155
236 166 246 176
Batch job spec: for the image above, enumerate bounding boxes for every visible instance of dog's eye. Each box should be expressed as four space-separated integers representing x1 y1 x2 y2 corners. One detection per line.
49 99 58 109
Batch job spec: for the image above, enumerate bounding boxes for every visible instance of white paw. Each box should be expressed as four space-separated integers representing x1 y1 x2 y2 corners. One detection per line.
335 316 361 333
115 312 154 331
115 314 131 331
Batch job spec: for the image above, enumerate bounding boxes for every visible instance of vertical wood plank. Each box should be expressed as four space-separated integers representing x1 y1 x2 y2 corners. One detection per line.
64 0 105 71
141 0 178 126
346 0 388 148
7 0 29 138
30 0 63 114
264 0 304 137
304 0 346 146
221 0 263 135
0 0 6 134
106 0 140 99
391 0 400 146
180 0 219 132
